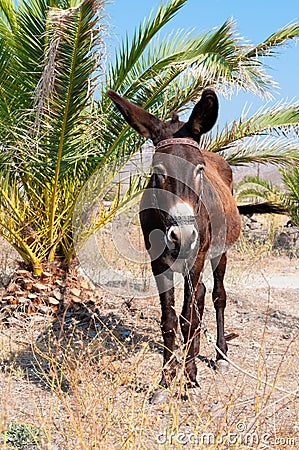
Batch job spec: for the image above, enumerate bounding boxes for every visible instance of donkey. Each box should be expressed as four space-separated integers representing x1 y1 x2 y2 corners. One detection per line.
107 88 283 397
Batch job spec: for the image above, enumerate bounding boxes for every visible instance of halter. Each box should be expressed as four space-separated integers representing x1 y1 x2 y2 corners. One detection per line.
153 138 204 228
155 137 200 151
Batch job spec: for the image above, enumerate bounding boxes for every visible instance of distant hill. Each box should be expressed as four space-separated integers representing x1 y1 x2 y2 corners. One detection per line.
233 163 283 187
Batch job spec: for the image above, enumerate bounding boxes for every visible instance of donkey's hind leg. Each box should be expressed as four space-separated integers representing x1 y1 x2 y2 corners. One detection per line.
211 253 229 372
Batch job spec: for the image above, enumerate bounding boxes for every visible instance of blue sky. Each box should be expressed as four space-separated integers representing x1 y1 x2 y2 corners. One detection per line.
105 0 299 127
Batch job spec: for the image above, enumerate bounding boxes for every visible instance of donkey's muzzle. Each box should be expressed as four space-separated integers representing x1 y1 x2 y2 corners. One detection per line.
165 222 198 259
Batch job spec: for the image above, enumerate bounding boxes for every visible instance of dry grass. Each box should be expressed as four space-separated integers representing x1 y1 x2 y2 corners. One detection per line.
0 295 298 450
0 230 298 449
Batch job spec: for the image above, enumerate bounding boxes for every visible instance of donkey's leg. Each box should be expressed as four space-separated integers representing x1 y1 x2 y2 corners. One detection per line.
180 259 205 386
153 266 178 387
211 253 228 368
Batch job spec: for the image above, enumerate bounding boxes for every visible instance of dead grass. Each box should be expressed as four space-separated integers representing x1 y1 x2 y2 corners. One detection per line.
0 283 298 449
0 230 298 449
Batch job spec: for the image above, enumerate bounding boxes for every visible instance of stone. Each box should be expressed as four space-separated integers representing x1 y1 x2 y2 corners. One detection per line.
41 271 52 282
7 282 18 293
23 279 33 290
48 297 59 305
53 289 63 300
33 282 48 292
70 287 81 298
79 279 90 290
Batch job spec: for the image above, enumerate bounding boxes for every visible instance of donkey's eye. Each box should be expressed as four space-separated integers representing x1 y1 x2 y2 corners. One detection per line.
155 172 166 185
153 165 167 184
194 163 205 179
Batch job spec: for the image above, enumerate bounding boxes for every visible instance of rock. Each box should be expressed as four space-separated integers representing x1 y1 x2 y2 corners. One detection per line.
79 279 90 290
53 289 63 300
32 282 48 292
48 297 59 306
7 282 18 293
41 271 52 282
273 228 299 256
23 279 33 290
70 287 81 298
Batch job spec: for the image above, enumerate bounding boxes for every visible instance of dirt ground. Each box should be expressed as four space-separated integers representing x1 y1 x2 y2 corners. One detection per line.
0 237 298 449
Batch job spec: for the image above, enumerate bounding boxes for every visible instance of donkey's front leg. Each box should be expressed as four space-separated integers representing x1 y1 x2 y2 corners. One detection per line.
153 266 178 387
180 258 205 386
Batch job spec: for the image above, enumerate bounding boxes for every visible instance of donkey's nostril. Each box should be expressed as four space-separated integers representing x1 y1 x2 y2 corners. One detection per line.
170 228 180 242
165 225 181 250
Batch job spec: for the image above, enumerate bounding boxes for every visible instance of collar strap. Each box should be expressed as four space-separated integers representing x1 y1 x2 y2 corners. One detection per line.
155 138 200 151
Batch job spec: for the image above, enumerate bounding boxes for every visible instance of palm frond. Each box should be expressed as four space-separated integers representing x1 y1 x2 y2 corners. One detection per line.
282 168 299 224
207 100 299 153
235 175 282 203
218 135 299 167
108 0 187 93
202 100 299 169
246 22 299 58
0 0 16 31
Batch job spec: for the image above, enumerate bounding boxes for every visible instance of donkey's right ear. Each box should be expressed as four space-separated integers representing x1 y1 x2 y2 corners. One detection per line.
106 90 162 139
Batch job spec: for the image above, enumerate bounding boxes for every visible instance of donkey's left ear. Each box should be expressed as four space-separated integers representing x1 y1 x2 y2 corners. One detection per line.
186 89 218 135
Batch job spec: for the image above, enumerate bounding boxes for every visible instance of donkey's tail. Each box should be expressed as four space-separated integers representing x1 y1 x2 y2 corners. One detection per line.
238 202 287 216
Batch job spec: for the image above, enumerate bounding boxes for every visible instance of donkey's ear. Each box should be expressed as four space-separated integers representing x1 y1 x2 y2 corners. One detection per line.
186 89 218 135
106 90 162 138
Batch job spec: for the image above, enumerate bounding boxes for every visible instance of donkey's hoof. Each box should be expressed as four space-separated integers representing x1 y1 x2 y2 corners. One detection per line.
216 359 229 374
149 388 170 405
183 385 201 403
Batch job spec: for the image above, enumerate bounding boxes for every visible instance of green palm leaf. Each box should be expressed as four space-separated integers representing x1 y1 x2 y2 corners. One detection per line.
282 168 299 225
203 101 299 166
235 175 282 203
246 22 299 59
0 0 105 272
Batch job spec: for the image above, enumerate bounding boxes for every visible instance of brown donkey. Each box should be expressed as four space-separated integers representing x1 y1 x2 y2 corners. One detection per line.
107 89 283 398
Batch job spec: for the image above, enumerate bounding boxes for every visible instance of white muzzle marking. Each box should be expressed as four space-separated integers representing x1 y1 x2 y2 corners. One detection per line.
165 202 198 252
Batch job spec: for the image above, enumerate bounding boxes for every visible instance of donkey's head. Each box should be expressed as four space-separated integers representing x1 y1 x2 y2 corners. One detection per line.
107 89 219 267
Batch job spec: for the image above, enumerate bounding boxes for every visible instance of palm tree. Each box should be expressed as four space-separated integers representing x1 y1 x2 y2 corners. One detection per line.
0 0 105 273
235 171 299 226
0 0 299 274
282 169 299 225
